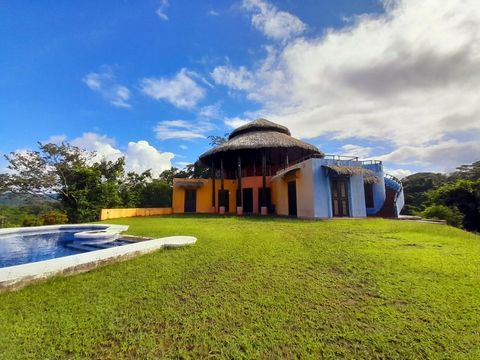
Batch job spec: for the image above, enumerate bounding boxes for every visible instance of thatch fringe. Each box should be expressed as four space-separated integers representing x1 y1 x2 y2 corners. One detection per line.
229 118 291 139
200 119 322 164
363 175 381 184
324 165 379 183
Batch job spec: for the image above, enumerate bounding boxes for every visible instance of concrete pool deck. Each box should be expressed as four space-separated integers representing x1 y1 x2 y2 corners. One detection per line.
0 224 197 292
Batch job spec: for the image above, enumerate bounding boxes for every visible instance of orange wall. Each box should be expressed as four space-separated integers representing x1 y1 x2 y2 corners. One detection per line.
100 208 172 220
271 160 314 218
172 179 237 214
172 177 273 214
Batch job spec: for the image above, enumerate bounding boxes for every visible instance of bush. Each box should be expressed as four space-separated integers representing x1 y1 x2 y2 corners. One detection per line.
41 211 69 225
21 215 43 227
421 205 464 228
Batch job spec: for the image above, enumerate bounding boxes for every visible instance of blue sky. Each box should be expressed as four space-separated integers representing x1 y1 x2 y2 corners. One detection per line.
1 0 479 178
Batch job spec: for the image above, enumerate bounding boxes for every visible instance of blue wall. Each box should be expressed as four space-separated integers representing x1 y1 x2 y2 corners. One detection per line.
311 158 367 218
363 163 386 215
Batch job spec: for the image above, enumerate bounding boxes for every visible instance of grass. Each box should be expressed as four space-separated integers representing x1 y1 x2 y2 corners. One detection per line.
1 216 480 359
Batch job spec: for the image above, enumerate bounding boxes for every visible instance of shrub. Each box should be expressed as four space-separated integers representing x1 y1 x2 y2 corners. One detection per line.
421 205 464 228
21 216 43 227
41 211 69 225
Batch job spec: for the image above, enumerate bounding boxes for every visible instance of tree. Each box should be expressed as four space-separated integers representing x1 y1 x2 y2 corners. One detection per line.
451 161 480 181
401 172 448 214
140 180 172 207
428 179 480 231
208 134 229 147
421 205 464 227
119 170 152 207
1 142 126 223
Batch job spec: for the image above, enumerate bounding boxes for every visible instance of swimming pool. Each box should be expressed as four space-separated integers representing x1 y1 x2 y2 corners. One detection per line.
0 224 197 292
0 225 130 268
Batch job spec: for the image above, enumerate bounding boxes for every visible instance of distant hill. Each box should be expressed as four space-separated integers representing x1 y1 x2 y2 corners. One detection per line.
0 193 58 206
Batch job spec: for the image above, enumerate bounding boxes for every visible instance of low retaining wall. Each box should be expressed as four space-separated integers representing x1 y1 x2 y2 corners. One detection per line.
100 208 172 220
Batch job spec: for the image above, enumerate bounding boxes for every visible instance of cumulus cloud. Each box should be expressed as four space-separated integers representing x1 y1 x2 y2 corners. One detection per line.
211 65 254 91
229 0 480 171
241 0 306 42
384 168 413 179
43 134 67 144
154 120 214 140
156 0 169 21
71 133 123 162
224 117 250 129
378 139 480 172
140 69 205 109
199 103 222 119
340 144 373 159
70 133 173 176
83 66 131 108
125 140 174 176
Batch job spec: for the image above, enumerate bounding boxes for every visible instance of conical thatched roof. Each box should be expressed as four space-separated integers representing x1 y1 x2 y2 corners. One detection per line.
228 118 291 139
199 119 322 166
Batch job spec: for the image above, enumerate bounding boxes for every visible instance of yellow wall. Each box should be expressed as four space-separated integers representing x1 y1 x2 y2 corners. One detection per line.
172 178 237 214
100 208 172 220
271 160 314 218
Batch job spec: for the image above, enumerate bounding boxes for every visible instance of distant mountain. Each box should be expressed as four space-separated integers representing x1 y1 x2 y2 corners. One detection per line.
0 193 58 206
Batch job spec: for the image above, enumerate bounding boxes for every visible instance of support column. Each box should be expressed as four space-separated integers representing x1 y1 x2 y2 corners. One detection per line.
261 149 268 215
236 155 243 215
219 157 225 214
211 161 216 213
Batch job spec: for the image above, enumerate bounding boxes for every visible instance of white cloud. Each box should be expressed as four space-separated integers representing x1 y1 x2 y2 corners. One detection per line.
340 144 373 159
211 65 254 91
83 67 131 108
179 144 188 150
208 10 219 16
154 119 214 140
378 140 480 172
224 117 250 129
230 0 480 171
156 0 169 21
199 103 222 119
43 134 67 144
125 140 174 176
241 0 306 42
70 133 173 176
140 69 205 109
71 133 123 162
384 168 413 179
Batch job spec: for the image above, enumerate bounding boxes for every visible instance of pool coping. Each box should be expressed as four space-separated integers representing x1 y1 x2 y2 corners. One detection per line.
0 224 197 292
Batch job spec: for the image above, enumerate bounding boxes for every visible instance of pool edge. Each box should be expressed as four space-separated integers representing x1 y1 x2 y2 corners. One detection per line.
0 235 197 292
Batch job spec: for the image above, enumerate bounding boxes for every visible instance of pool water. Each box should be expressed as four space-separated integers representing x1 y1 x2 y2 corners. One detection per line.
0 228 132 268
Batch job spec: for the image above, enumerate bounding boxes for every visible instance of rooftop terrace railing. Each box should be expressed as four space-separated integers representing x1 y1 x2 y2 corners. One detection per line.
288 153 382 168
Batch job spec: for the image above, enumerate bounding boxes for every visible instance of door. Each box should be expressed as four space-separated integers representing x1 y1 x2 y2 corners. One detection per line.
258 188 271 213
331 178 350 217
287 181 297 216
218 190 230 212
242 188 253 213
184 189 197 213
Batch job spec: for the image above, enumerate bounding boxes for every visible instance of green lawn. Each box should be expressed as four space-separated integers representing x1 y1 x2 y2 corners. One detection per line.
1 216 480 359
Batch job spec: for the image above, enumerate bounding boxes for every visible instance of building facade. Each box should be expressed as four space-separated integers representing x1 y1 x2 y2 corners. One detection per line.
172 119 404 218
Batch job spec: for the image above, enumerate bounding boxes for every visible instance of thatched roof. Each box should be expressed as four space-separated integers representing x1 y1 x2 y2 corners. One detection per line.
228 118 291 139
323 165 378 182
363 175 381 184
199 119 322 165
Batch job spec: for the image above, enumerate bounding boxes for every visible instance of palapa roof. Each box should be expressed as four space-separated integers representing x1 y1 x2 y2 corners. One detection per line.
199 118 322 165
323 164 380 183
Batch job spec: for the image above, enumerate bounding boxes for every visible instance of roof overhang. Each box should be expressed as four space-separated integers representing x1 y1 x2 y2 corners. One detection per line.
174 180 205 189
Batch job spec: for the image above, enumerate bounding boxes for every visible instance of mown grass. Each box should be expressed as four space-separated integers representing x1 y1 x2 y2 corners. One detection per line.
1 216 479 359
